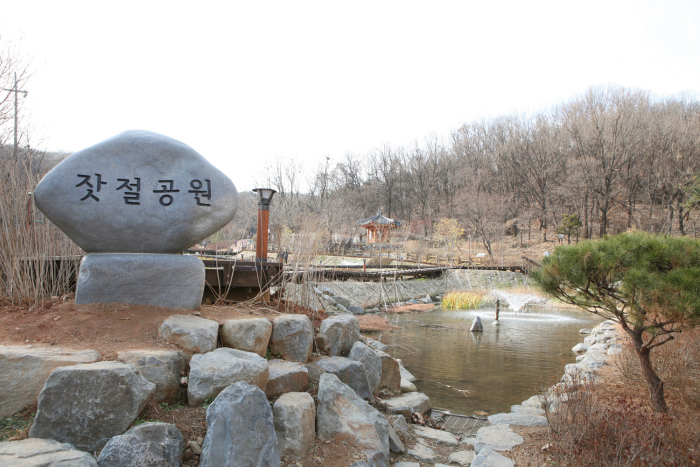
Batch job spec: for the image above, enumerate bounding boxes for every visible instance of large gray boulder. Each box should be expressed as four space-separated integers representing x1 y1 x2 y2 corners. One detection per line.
316 356 373 400
375 350 401 393
273 392 315 458
117 349 187 403
0 345 100 417
188 348 269 406
474 424 523 453
413 426 460 446
29 361 155 452
158 314 219 353
316 373 390 459
472 448 514 467
303 362 327 387
316 315 361 356
0 438 98 466
349 341 382 393
387 425 405 453
407 443 439 463
97 422 183 467
75 253 205 310
199 382 280 467
33 130 238 254
470 316 484 332
269 314 314 363
382 392 432 418
449 450 476 466
221 317 272 357
265 360 308 398
487 413 548 426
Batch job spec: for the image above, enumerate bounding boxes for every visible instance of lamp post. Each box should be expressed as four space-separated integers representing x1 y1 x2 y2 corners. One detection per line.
252 188 276 263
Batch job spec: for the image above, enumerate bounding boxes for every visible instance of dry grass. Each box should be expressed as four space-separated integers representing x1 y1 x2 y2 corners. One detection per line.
386 303 435 313
0 154 80 305
356 315 402 332
613 328 700 411
541 330 700 466
136 401 207 443
0 404 36 442
442 291 486 310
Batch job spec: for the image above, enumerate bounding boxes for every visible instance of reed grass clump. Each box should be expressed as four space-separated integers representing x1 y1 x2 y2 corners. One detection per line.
442 291 485 310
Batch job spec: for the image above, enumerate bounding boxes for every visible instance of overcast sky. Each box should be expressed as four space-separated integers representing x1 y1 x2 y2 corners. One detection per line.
2 0 699 191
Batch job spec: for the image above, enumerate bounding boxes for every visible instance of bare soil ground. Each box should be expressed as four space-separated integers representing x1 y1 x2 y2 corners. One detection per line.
0 294 290 359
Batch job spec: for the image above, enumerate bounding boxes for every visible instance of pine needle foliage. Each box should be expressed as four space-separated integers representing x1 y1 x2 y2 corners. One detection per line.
531 231 700 412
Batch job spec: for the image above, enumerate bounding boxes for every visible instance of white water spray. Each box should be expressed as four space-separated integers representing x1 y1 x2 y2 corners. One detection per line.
491 290 541 312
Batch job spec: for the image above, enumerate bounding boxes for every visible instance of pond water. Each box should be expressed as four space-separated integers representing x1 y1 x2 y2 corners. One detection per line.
372 306 603 415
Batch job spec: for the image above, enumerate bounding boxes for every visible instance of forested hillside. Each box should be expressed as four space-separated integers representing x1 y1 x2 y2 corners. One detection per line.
251 86 700 246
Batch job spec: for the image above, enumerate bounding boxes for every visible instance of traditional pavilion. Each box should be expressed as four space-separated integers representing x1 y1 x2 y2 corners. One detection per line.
358 210 402 243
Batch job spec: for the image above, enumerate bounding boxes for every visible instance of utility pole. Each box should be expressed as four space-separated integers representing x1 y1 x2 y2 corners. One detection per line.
2 73 28 158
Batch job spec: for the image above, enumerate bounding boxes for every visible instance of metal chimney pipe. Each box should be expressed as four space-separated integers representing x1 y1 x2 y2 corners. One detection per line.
252 188 276 263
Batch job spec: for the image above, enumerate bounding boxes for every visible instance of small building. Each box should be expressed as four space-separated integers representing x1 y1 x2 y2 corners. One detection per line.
358 210 402 243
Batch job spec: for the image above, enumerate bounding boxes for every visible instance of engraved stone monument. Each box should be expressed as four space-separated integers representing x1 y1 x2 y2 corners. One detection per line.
34 130 238 309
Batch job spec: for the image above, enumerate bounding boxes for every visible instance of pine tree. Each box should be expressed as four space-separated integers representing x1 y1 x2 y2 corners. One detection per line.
532 231 700 412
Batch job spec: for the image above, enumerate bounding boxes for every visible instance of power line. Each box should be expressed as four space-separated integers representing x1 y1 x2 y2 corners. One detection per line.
2 73 28 158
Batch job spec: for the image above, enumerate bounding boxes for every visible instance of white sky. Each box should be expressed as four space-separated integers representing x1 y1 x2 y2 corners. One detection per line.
3 0 699 191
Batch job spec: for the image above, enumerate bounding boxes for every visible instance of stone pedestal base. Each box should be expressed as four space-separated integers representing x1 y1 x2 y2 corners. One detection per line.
76 254 205 310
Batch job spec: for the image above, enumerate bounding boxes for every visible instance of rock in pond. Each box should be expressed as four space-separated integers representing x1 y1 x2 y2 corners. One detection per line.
349 341 382 394
221 317 272 357
401 378 417 393
265 359 308 398
316 373 390 458
316 315 361 356
97 422 183 467
316 356 373 400
0 345 100 417
348 305 366 315
188 348 269 406
200 382 280 467
399 362 416 382
158 314 219 353
366 338 389 352
269 314 314 363
33 130 238 254
273 392 315 458
0 438 97 466
117 349 188 403
29 361 155 452
470 316 484 332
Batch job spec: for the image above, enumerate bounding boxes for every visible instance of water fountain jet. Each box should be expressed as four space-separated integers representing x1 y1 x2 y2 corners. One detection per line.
491 290 541 313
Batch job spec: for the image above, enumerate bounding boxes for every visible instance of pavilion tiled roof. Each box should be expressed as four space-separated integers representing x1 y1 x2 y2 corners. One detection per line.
358 210 402 227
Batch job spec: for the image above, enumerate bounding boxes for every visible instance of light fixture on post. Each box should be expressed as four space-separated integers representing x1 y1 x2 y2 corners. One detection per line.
252 188 276 263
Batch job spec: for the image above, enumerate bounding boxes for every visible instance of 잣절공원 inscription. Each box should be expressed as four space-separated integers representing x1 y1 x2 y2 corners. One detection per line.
34 130 238 254
34 130 238 309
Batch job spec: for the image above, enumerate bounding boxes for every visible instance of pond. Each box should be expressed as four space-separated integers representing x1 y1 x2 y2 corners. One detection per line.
373 305 603 415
